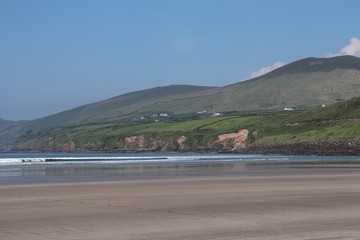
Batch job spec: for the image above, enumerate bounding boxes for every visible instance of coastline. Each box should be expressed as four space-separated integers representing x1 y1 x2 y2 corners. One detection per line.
1 168 360 240
2 140 360 156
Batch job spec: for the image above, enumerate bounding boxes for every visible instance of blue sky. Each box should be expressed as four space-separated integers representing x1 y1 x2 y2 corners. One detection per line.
1 0 360 120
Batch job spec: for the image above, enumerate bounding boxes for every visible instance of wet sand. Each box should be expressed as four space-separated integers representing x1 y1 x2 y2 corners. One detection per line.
1 168 360 240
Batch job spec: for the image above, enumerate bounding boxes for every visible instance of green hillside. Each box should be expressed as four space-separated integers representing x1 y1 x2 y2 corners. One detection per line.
284 96 360 122
0 118 20 131
0 85 216 141
2 96 360 154
1 55 360 145
147 56 360 113
263 55 360 76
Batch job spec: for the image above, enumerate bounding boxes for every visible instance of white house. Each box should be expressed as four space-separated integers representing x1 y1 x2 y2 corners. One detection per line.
211 112 222 117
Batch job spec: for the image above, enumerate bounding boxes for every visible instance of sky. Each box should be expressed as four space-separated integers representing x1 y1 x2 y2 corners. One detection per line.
1 0 360 121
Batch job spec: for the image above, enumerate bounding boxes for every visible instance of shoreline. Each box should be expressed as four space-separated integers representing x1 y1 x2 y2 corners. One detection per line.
1 168 360 239
1 153 360 186
1 140 360 156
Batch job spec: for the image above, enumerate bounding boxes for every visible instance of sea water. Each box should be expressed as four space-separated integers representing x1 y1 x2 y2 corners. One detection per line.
1 153 360 185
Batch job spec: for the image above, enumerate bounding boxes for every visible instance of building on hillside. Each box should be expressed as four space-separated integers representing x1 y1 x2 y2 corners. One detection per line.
211 112 222 117
197 110 208 114
152 113 169 117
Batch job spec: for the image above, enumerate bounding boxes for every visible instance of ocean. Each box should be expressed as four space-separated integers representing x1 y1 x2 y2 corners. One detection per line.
1 153 360 185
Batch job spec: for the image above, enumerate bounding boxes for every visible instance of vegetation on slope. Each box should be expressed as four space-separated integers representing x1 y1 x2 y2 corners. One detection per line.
0 118 18 131
147 56 360 113
3 95 359 153
0 85 217 141
0 118 27 131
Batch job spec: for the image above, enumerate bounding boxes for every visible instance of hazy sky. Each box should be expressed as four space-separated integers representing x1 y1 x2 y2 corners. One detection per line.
1 0 360 121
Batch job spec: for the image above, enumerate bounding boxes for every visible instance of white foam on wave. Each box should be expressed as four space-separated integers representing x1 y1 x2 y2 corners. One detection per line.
0 154 291 166
0 158 45 165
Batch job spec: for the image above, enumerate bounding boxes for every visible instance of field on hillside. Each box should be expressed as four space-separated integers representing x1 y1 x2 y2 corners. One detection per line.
7 98 357 152
1 95 359 152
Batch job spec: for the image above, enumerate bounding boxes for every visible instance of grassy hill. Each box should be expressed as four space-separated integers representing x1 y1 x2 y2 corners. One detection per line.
147 56 360 113
1 55 360 144
0 85 216 142
0 118 24 131
2 96 360 154
284 96 360 122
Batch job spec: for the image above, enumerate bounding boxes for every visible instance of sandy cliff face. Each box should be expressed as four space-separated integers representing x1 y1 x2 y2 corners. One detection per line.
66 130 251 152
215 129 249 150
125 135 145 148
61 140 76 150
177 136 187 149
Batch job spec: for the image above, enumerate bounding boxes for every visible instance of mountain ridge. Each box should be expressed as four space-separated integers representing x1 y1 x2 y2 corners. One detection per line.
265 55 360 76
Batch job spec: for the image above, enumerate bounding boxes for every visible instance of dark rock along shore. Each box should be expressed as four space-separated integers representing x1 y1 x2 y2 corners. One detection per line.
2 141 360 156
237 141 360 156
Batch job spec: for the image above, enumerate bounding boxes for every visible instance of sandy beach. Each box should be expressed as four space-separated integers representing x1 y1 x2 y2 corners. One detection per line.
1 168 360 240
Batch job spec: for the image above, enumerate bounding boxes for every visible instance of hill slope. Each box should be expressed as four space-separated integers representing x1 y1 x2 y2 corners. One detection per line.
0 118 28 131
1 55 360 142
0 85 217 141
146 55 360 112
0 118 24 131
2 96 360 155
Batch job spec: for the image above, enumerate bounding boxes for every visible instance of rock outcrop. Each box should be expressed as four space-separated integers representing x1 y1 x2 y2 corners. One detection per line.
214 129 249 150
237 141 360 156
125 135 145 148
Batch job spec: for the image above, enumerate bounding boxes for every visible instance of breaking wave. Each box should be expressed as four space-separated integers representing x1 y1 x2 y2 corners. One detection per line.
0 154 290 166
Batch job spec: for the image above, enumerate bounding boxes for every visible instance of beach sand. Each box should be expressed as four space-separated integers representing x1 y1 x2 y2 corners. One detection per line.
1 168 360 240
